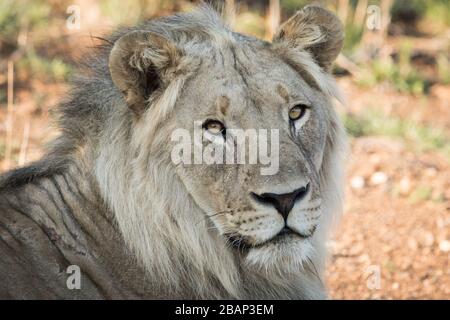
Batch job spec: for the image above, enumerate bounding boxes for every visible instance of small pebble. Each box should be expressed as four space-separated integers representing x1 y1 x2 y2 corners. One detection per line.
439 240 450 252
399 177 411 195
419 232 435 247
351 176 365 189
371 171 388 185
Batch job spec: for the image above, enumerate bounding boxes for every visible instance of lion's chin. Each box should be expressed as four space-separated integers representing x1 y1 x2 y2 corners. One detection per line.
244 235 315 274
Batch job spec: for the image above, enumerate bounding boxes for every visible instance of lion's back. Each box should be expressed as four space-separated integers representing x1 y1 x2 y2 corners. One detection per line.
0 167 106 299
0 186 78 298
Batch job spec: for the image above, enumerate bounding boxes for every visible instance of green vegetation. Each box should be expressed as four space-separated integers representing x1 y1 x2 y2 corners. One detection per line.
338 0 450 94
343 23 364 54
280 0 309 16
355 57 429 95
390 0 426 23
17 50 72 82
356 41 429 95
437 53 450 85
0 0 53 38
409 185 433 203
0 0 72 85
343 109 450 159
235 12 267 38
424 0 450 29
391 0 450 29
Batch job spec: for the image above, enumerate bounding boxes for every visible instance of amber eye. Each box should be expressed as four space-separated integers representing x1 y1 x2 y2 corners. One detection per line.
289 104 309 121
203 119 226 135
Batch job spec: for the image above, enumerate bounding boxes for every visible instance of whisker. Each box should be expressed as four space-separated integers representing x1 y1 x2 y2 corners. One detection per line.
306 257 324 288
194 209 233 226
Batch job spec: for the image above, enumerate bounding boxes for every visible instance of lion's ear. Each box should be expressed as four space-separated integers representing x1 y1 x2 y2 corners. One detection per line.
109 30 181 115
273 6 344 72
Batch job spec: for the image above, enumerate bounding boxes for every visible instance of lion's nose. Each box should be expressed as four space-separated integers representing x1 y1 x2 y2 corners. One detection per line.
250 183 310 221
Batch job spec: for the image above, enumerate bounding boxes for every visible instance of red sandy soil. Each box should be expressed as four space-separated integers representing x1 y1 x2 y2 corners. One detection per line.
327 136 450 299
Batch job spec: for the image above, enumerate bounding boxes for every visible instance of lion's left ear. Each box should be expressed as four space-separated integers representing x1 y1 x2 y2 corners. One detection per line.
272 6 344 72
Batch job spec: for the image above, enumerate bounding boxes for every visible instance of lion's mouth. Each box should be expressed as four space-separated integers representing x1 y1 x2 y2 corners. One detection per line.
226 226 312 251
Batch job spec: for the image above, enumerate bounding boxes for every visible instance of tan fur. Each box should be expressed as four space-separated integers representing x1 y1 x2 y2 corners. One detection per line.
103 5 347 298
0 5 347 299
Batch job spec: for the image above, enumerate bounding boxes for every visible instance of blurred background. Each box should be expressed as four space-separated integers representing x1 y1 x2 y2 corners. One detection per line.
0 0 449 299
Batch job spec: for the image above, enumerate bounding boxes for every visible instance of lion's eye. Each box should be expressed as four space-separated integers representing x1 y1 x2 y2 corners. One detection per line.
289 104 309 121
203 119 226 135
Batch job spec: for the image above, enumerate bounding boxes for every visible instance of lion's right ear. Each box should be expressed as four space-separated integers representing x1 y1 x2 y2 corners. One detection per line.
109 30 182 115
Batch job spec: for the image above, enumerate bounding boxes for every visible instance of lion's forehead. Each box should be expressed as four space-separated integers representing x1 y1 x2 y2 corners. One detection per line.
178 43 318 122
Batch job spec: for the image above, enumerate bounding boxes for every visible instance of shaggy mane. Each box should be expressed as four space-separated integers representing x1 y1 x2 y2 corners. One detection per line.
1 5 347 299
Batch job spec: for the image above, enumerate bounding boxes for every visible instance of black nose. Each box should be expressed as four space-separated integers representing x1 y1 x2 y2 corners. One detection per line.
251 183 310 220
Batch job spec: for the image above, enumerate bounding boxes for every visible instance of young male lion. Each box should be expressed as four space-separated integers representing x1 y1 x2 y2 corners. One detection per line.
0 5 346 299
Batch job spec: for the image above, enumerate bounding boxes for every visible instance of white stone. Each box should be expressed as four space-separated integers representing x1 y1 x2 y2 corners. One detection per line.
399 177 411 195
370 171 388 185
439 240 450 252
350 176 365 189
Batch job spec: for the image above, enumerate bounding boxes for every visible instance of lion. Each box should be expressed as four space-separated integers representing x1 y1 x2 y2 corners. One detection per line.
0 5 346 299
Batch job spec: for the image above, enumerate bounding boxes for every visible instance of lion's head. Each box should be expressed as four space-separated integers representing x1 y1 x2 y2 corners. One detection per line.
92 5 346 298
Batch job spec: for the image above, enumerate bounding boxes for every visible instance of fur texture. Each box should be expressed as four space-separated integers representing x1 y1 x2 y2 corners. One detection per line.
0 5 346 299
